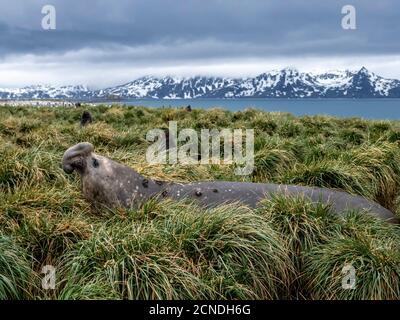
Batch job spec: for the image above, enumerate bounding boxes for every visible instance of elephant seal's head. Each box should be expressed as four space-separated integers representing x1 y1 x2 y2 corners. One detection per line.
62 142 95 175
62 142 162 210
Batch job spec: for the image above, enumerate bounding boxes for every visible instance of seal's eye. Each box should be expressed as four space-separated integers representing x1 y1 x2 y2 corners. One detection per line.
92 158 99 168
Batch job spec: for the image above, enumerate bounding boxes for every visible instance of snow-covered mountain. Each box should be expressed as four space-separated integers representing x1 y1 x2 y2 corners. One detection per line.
0 84 91 100
1 67 400 100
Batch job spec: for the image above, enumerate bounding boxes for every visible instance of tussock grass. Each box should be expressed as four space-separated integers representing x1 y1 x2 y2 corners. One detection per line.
0 104 400 300
257 195 335 298
304 212 400 300
59 201 291 299
0 235 36 299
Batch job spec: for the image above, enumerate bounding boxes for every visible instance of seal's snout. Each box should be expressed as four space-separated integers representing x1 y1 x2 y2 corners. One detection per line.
63 163 75 174
62 142 94 174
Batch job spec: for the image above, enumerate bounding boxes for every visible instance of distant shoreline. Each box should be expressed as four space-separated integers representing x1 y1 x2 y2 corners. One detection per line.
1 98 399 120
2 97 400 103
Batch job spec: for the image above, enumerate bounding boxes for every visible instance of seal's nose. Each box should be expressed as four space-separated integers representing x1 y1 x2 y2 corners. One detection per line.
62 142 94 174
63 163 74 174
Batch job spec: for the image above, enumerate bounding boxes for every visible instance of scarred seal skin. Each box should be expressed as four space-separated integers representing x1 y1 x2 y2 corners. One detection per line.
62 142 399 224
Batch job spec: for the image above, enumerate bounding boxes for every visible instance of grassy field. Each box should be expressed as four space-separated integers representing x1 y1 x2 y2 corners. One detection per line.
0 105 400 300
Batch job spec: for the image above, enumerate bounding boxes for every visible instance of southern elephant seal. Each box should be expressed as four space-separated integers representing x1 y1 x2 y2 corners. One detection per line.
62 142 399 224
80 111 93 127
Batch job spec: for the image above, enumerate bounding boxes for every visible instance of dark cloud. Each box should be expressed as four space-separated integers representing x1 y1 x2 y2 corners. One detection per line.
0 0 399 58
0 0 399 87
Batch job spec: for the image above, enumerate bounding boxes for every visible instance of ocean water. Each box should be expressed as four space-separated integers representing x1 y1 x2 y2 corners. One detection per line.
117 99 400 120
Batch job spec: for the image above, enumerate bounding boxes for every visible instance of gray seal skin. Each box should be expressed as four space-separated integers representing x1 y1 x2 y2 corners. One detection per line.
62 142 399 224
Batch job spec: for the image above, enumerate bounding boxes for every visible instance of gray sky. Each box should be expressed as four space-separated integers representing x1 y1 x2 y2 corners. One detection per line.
0 0 399 88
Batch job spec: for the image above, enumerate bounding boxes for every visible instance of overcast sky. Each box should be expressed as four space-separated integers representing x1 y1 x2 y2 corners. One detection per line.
0 0 399 88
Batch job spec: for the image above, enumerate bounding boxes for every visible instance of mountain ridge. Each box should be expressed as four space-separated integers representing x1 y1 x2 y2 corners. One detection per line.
1 67 400 100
